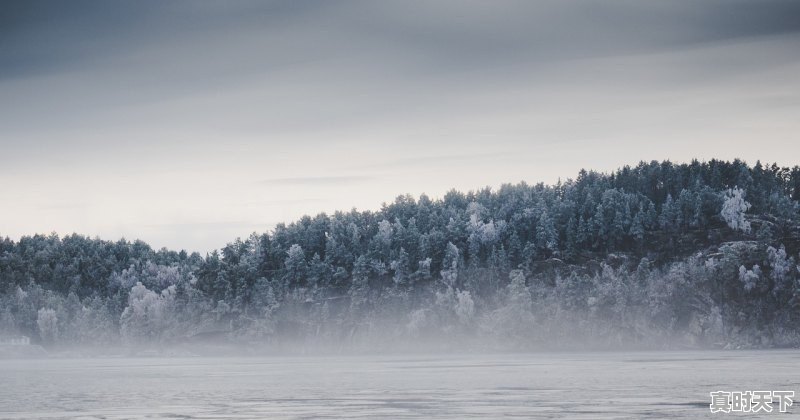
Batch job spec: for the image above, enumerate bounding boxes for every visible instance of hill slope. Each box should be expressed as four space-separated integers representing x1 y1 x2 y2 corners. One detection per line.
2 159 800 351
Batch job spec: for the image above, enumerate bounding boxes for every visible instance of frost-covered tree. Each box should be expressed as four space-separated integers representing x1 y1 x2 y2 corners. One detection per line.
391 248 410 286
283 244 307 288
74 297 117 344
307 253 331 289
0 308 16 335
375 220 393 245
738 265 761 292
440 242 460 288
36 308 58 345
466 213 498 266
766 246 795 295
348 256 371 314
454 290 475 325
721 187 752 233
630 207 646 245
119 282 166 345
535 210 558 254
374 220 394 261
481 270 535 344
507 270 532 310
244 277 279 339
466 201 488 219
415 257 432 281
659 194 679 232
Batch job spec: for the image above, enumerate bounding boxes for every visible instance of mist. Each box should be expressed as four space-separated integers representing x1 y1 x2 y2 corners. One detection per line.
3 160 799 360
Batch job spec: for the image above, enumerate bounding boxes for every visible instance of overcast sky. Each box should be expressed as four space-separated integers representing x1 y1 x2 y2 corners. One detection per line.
1 0 799 253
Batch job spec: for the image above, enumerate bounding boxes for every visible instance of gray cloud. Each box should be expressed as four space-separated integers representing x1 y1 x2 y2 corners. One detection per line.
4 1 800 78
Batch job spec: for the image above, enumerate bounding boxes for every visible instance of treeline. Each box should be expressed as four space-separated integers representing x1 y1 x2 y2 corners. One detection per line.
1 159 800 351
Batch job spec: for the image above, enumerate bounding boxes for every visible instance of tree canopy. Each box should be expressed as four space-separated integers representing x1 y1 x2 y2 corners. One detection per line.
2 159 800 351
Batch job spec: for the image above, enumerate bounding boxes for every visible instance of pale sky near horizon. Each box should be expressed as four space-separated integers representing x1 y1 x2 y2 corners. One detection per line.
2 0 799 253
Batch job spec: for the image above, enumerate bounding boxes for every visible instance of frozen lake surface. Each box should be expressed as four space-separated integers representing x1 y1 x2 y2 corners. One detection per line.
1 350 798 419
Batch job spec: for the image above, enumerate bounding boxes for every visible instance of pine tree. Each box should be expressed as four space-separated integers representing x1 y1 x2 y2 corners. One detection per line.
630 208 646 248
391 248 411 286
283 244 307 288
535 210 558 255
659 194 678 232
441 242 460 288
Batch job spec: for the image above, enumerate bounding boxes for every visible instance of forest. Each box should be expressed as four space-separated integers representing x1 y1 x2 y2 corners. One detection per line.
2 159 800 353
